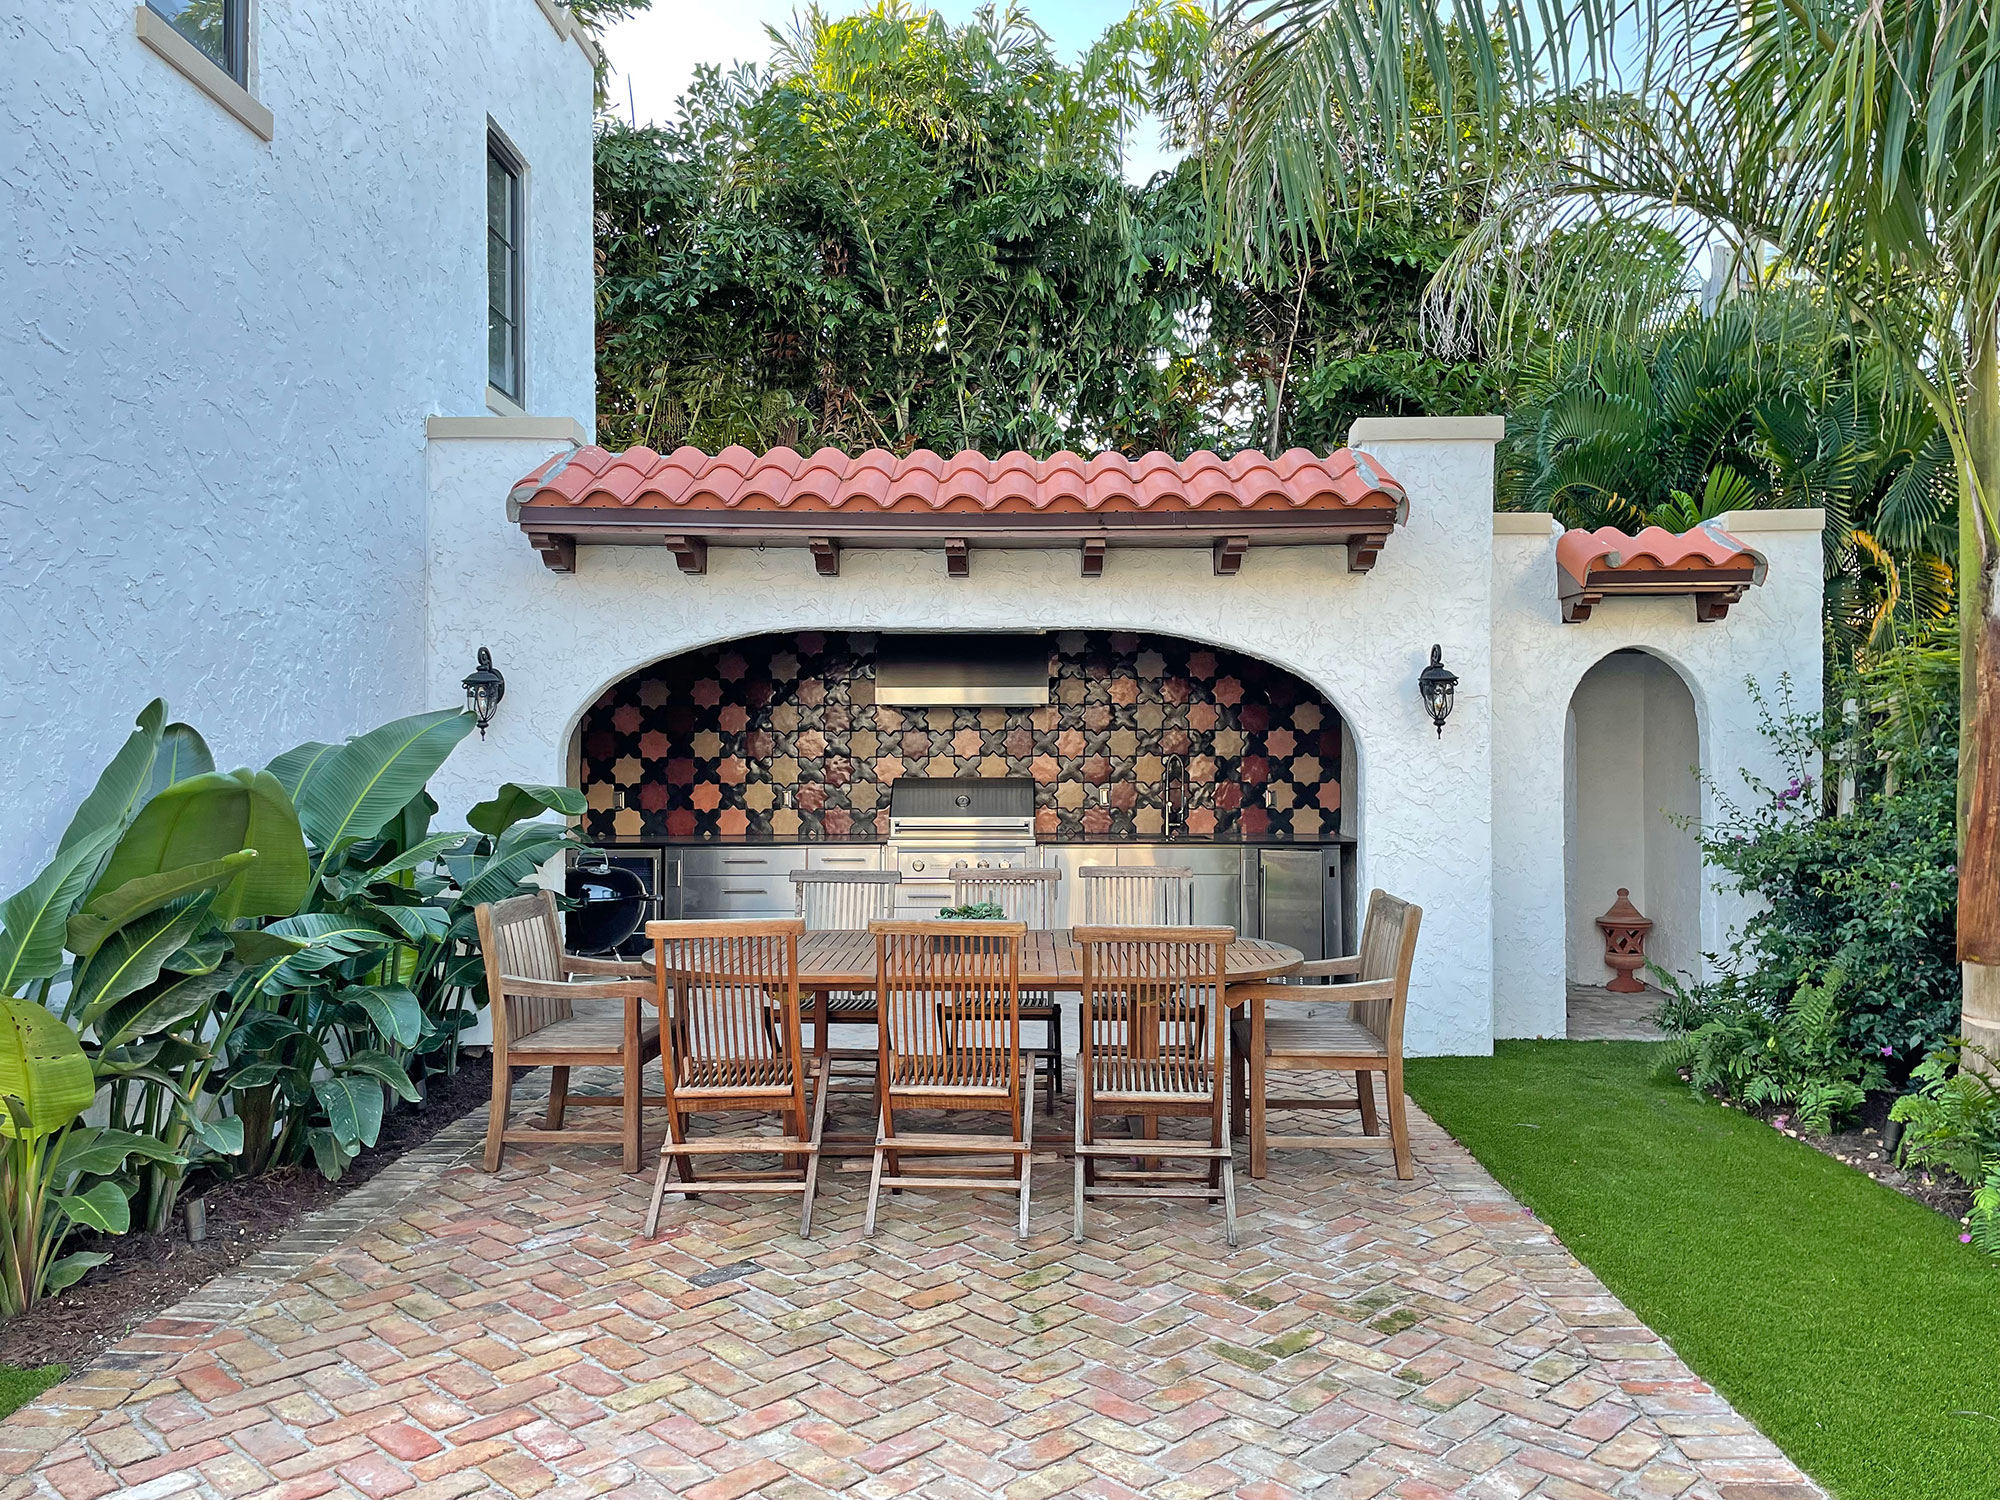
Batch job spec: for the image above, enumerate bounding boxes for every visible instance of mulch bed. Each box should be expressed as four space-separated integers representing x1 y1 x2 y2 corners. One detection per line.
0 1057 503 1375
1715 1085 1976 1225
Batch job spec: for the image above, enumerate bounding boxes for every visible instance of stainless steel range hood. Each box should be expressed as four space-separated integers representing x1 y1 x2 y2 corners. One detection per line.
874 636 1050 707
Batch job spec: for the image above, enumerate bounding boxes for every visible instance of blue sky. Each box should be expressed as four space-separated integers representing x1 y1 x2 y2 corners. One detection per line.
599 0 1179 180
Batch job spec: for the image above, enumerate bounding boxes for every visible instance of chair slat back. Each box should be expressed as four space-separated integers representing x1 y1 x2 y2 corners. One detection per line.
871 920 1025 1095
476 890 570 1047
650 918 804 1095
1075 925 1232 1101
792 869 900 930
948 865 1059 926
1351 890 1421 1052
1080 865 1194 925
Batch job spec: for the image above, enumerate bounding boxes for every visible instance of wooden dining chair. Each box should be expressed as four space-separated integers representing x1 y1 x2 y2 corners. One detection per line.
865 919 1034 1239
476 890 662 1173
1228 890 1422 1180
949 865 1063 1113
1072 926 1238 1246
1081 865 1195 925
644 918 830 1237
790 868 901 1074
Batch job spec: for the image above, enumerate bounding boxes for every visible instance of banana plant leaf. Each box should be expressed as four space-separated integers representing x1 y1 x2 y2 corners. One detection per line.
385 790 438 858
97 964 239 1050
266 741 338 804
184 1112 245 1157
456 823 575 909
56 1181 130 1235
307 1127 352 1180
0 824 120 995
467 784 587 838
338 1049 420 1102
315 1075 385 1149
69 894 219 1027
88 769 308 920
56 701 165 857
54 1126 185 1179
322 832 469 898
0 995 94 1139
341 987 423 1049
143 722 215 805
245 915 400 993
65 852 257 959
44 1251 111 1293
295 710 474 855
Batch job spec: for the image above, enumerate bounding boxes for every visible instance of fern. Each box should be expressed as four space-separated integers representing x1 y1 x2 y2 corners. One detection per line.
1658 968 1879 1132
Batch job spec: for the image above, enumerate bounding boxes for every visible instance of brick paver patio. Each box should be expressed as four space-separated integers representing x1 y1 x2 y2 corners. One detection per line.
0 1071 1824 1500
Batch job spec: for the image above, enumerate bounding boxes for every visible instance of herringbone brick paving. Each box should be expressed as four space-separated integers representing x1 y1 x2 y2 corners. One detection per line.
0 1067 1825 1500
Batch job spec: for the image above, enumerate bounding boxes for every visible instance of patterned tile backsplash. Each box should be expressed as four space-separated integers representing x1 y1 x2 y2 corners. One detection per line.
577 631 1346 843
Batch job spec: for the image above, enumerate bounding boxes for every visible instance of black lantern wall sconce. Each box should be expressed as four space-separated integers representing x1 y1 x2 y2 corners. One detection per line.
1418 644 1457 737
462 647 506 738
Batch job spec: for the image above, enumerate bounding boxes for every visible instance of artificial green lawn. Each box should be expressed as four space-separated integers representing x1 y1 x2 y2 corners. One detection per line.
0 1365 65 1420
1404 1041 2000 1500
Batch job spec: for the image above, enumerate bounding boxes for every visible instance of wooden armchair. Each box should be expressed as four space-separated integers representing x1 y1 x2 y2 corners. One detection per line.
1229 890 1422 1180
476 890 662 1173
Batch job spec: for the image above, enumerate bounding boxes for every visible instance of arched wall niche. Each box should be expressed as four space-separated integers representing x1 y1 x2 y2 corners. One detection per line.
567 629 1356 847
1563 647 1705 993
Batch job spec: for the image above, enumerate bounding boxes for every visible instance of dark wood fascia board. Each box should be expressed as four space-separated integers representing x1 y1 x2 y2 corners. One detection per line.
511 505 1400 544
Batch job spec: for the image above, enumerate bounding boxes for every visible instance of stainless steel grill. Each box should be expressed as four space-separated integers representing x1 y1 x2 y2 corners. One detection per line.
886 779 1038 916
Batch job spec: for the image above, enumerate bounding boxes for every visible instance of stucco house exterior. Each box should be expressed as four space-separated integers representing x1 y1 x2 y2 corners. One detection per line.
5 3 1825 1055
2 0 598 889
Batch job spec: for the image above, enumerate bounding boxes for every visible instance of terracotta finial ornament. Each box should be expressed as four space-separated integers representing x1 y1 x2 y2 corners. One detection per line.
1596 889 1654 993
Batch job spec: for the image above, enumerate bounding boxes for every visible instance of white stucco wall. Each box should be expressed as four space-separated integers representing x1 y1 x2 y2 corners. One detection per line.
0 1 594 890
1491 511 1825 1038
1564 651 1701 984
424 424 1505 1056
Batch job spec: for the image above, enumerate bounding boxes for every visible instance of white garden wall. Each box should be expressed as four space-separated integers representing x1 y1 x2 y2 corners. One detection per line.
424 422 1507 1056
1490 511 1826 1038
0 0 595 890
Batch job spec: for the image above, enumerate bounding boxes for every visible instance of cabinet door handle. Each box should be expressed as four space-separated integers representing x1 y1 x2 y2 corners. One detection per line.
723 887 767 896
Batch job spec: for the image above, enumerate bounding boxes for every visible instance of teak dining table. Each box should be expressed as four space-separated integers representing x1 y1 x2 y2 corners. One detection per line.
650 928 1307 1156
785 928 1305 992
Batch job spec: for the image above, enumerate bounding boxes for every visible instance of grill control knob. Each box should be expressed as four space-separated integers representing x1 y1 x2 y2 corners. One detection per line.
911 859 925 873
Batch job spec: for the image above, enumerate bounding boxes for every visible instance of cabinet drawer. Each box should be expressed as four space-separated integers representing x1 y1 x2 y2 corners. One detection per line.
680 874 797 915
806 846 884 871
677 847 809 879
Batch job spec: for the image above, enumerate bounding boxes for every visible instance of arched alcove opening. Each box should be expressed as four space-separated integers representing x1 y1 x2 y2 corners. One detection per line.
1563 648 1702 1034
566 628 1359 954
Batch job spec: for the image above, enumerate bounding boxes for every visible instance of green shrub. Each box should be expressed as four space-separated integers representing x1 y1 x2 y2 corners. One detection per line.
1658 967 1882 1132
1891 1043 2000 1254
1690 682 1958 1068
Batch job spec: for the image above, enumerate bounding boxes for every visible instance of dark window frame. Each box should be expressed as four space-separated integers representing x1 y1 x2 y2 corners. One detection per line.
487 131 527 405
147 0 249 86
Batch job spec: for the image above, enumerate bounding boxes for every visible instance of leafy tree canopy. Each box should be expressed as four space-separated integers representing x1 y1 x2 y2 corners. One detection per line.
593 2 1500 458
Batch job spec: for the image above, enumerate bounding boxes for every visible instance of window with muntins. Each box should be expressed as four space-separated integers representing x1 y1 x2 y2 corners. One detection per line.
147 0 248 84
487 135 525 403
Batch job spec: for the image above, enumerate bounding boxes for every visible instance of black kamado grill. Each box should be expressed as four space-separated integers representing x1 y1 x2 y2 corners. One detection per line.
564 855 655 954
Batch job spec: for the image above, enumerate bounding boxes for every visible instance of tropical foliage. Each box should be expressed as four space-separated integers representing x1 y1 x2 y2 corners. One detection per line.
0 701 575 1311
593 2 1499 460
1891 1042 2000 1255
1215 0 2000 1031
1501 305 1958 655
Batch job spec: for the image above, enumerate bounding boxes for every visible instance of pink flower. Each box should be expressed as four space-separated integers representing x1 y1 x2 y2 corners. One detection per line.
1963 1233 1974 1244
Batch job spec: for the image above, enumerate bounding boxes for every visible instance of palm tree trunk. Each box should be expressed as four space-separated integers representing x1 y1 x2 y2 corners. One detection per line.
1959 312 2000 1057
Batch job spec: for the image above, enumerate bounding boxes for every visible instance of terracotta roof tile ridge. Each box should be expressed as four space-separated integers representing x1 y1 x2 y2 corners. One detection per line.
508 441 1410 517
